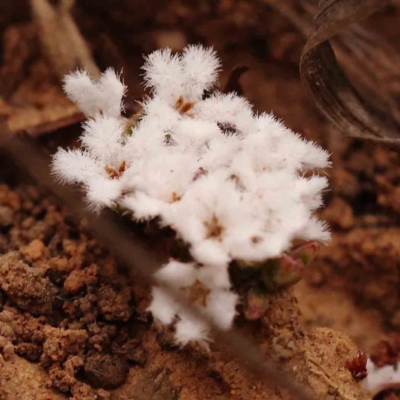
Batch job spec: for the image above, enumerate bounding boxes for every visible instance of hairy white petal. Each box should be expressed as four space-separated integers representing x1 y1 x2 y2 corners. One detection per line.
120 193 164 220
181 45 220 101
63 70 99 116
97 68 127 118
205 290 238 330
142 48 184 104
197 263 231 290
148 287 179 325
63 69 125 118
195 92 256 135
175 312 210 346
190 240 230 267
86 176 123 212
52 148 104 185
81 115 125 164
154 260 197 288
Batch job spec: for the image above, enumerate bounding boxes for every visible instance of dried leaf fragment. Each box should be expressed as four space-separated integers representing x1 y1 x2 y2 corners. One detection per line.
300 0 400 146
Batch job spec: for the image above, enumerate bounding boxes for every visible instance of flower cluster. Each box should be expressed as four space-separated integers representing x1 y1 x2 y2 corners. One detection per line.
52 45 330 345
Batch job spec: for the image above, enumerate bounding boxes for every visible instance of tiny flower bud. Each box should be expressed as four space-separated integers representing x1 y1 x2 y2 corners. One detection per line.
262 242 319 289
244 288 270 321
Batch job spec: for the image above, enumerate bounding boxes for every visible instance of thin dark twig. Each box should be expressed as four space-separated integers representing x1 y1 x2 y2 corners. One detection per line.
24 112 85 138
0 125 318 400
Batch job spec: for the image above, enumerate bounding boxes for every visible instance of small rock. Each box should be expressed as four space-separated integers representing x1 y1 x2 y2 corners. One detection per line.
84 354 129 390
21 239 46 261
0 252 56 315
64 264 98 294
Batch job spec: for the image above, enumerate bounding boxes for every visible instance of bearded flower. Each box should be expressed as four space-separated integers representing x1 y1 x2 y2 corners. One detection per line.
52 45 330 345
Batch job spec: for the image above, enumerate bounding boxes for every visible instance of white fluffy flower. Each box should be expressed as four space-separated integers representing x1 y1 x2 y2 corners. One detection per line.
52 45 330 345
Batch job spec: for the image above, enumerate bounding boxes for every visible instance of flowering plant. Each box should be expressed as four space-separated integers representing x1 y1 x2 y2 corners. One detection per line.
52 45 330 345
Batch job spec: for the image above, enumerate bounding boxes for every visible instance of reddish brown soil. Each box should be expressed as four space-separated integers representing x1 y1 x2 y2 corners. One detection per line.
0 182 368 400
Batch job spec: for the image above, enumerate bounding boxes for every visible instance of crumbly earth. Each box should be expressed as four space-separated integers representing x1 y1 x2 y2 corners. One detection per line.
294 138 400 399
309 141 400 333
0 182 369 400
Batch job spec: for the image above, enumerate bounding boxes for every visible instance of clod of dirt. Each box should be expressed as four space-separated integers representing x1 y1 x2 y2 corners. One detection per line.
63 264 98 294
97 285 133 322
0 252 57 315
71 381 111 400
87 322 117 352
15 342 43 362
5 308 45 345
10 219 56 248
0 311 15 341
21 239 47 262
0 321 15 342
49 367 77 393
83 353 129 389
42 326 88 363
47 355 94 396
48 256 74 273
